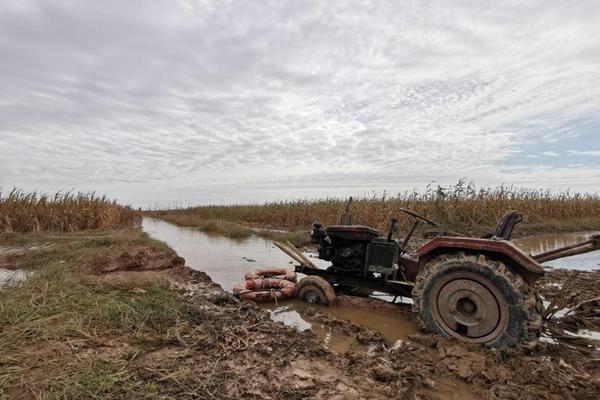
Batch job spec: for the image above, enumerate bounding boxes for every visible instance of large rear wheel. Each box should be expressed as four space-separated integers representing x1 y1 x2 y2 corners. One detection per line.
412 253 542 348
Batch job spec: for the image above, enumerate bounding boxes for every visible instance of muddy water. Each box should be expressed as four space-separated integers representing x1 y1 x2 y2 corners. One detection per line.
514 231 600 270
259 300 420 352
142 217 418 352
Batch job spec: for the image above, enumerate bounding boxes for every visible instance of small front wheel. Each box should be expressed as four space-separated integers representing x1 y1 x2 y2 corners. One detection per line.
295 276 337 305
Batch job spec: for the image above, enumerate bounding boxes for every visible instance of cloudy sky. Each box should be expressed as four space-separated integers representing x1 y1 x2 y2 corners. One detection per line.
1 0 599 207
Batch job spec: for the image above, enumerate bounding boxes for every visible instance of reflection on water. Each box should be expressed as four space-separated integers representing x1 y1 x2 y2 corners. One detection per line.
514 231 600 270
142 217 419 351
143 217 328 291
259 299 419 352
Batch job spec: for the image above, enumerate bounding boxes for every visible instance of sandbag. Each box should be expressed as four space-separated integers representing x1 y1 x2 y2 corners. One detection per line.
244 268 297 282
233 277 295 302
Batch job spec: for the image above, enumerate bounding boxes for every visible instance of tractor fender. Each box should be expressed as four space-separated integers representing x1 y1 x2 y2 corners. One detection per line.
416 236 545 284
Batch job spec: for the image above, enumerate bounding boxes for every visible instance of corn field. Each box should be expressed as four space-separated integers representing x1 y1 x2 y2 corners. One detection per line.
150 182 600 236
0 189 140 233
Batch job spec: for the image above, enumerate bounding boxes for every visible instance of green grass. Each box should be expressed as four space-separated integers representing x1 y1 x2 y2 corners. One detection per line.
0 229 224 399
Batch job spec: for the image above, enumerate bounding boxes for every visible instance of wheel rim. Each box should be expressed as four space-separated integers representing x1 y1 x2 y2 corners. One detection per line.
304 289 322 303
431 271 507 343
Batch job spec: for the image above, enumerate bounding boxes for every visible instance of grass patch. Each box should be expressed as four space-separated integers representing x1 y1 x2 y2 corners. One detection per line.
0 228 226 399
1 229 170 271
158 214 254 239
152 213 310 246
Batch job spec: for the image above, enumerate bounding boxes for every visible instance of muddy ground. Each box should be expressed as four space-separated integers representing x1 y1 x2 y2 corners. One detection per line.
1 235 599 399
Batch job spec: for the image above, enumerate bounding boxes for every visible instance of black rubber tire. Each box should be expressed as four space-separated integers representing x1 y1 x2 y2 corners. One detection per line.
412 252 542 348
295 276 337 305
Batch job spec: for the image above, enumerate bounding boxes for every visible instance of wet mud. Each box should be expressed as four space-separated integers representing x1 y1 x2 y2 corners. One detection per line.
85 240 600 400
129 218 600 399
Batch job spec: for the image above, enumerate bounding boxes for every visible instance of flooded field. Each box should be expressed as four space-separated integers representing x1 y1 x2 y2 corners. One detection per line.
514 231 600 270
143 217 599 356
142 217 419 351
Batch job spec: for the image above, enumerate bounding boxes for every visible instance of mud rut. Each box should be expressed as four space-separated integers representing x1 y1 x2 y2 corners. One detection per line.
85 241 600 400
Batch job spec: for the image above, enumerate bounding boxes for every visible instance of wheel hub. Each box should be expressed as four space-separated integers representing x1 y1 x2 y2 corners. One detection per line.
435 277 503 339
304 290 320 303
457 297 477 315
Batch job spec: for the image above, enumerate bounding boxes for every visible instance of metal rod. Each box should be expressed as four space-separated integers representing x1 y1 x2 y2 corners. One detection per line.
535 242 600 263
285 240 317 268
401 220 420 250
532 234 600 263
532 237 595 259
274 241 307 266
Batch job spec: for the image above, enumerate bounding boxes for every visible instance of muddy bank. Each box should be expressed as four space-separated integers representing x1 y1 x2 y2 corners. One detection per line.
91 245 600 400
3 228 598 400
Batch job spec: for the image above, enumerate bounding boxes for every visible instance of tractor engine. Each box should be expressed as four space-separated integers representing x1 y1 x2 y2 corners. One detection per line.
311 222 398 276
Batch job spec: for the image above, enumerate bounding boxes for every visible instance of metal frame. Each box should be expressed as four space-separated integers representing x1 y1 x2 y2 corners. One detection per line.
295 264 413 297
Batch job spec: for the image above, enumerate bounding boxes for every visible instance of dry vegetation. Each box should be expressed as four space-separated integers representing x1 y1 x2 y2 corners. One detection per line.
150 181 600 238
0 189 140 233
0 229 220 399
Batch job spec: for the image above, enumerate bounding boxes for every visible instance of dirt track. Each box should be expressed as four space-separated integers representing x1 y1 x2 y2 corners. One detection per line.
94 247 600 400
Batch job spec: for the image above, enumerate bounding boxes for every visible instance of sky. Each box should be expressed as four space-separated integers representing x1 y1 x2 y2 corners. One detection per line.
0 0 599 207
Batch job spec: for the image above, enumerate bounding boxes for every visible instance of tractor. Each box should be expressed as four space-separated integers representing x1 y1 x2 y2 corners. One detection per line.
276 198 600 347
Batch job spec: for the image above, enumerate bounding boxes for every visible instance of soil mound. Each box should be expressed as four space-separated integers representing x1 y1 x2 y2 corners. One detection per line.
93 246 185 273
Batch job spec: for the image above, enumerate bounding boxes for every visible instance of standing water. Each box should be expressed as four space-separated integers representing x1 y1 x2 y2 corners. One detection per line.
142 217 419 352
514 231 600 270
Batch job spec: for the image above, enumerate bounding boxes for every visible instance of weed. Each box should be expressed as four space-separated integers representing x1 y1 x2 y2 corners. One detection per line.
0 229 224 399
0 189 140 233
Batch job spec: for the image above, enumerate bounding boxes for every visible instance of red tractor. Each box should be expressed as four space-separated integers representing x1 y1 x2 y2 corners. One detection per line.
276 198 599 347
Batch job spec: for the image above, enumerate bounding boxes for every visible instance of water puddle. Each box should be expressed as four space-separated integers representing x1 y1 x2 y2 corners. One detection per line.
259 299 419 353
142 217 419 351
514 231 600 270
143 217 599 355
142 217 329 291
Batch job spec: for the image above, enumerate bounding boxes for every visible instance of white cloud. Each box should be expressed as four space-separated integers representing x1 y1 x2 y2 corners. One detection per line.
568 150 600 156
540 151 560 157
0 0 599 206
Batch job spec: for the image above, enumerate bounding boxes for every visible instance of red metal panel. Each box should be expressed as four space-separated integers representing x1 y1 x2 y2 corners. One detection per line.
417 236 545 275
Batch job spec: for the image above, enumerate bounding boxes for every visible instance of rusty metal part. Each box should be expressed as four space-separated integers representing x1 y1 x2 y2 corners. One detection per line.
285 240 315 268
399 208 439 227
430 270 508 342
295 276 336 305
532 234 600 263
491 210 523 240
340 196 353 225
398 256 419 281
417 236 545 283
274 241 317 268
